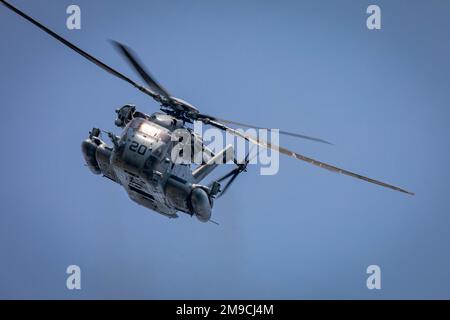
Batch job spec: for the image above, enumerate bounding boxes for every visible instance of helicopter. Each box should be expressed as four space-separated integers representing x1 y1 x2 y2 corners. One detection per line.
1 0 413 223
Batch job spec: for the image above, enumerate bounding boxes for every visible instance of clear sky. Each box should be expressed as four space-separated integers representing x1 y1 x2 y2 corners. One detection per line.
1 0 449 299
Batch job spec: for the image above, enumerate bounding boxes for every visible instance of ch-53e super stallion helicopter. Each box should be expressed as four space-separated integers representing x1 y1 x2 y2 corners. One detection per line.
1 1 413 223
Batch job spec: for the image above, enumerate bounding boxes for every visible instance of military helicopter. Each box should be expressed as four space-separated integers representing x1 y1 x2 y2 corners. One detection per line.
1 1 413 223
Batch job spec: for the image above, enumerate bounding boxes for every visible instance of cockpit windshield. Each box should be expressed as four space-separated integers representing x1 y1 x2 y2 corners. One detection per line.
126 118 171 143
129 118 170 143
139 121 161 138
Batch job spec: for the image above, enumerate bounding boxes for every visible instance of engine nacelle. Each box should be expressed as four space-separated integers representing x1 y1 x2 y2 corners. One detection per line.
165 177 213 222
81 139 101 174
189 187 212 222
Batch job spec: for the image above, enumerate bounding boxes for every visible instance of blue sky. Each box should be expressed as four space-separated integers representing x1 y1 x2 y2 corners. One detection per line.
1 0 449 299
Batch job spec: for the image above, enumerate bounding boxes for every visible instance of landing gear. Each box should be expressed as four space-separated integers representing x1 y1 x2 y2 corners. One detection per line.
210 151 251 198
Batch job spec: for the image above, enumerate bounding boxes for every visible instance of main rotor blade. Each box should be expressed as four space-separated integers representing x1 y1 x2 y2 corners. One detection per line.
210 117 333 145
205 118 414 195
111 41 172 100
0 0 158 99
